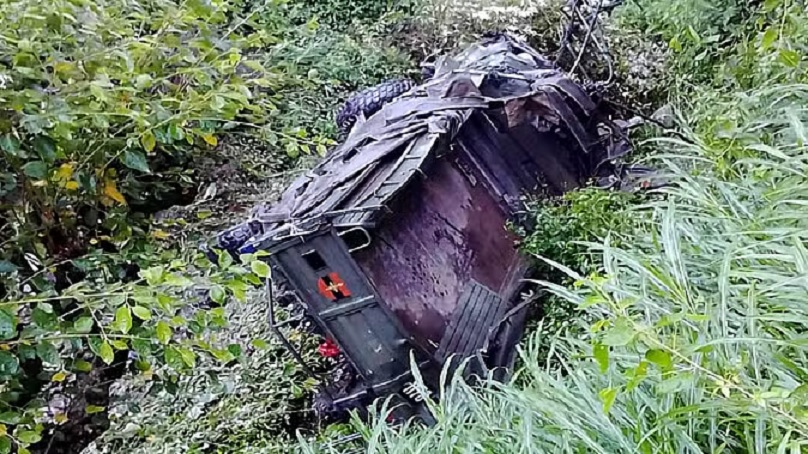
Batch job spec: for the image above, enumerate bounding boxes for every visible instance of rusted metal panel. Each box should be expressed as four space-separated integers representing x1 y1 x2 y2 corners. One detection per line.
456 118 523 205
507 122 582 194
331 211 363 226
476 114 539 191
459 287 501 357
458 109 591 201
354 151 519 349
436 283 484 360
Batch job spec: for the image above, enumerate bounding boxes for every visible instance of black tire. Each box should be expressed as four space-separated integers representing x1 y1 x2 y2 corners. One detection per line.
209 220 261 260
336 79 415 135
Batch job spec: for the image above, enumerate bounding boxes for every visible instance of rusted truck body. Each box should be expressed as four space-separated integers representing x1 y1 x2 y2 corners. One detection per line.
212 34 631 419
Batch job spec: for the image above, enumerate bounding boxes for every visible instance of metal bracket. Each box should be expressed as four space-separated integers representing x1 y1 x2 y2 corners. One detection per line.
264 277 333 400
338 226 372 253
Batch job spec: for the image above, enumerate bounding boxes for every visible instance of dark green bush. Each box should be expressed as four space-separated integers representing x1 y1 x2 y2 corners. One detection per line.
288 0 416 30
514 188 646 357
617 0 806 89
518 188 645 276
0 0 415 450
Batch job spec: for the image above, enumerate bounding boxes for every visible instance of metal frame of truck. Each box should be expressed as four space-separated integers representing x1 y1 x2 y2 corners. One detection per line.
212 33 632 420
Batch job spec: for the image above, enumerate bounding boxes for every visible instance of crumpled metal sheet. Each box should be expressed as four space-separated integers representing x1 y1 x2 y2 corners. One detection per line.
252 33 631 241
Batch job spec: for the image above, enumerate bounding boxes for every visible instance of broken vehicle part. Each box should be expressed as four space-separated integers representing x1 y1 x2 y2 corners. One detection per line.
336 78 416 137
210 33 634 420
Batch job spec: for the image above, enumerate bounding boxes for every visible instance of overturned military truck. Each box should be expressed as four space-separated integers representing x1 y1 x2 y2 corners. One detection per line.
210 34 632 421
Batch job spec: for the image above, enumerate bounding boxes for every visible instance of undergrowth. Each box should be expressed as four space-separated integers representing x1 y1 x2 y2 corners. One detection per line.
514 188 647 364
0 0 414 452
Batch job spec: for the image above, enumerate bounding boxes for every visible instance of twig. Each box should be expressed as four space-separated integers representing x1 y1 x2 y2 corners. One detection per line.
556 0 582 64
572 5 615 86
570 0 604 76
602 97 698 145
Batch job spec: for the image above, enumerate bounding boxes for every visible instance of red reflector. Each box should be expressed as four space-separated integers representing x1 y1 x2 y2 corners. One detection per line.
318 338 340 358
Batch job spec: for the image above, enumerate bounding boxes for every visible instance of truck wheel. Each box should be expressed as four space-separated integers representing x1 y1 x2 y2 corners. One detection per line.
204 220 261 263
336 79 415 136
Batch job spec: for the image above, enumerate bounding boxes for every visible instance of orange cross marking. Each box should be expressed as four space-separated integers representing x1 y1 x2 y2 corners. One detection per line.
317 272 352 301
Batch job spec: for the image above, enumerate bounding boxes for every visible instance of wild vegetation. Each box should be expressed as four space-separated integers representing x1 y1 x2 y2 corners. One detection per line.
2 0 806 452
0 0 414 452
512 188 647 365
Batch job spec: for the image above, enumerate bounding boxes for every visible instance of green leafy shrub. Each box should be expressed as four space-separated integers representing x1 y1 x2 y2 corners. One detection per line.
287 0 415 30
0 0 389 280
90 289 326 454
0 0 407 449
0 0 285 271
0 243 275 452
513 188 646 364
0 0 298 448
263 24 415 147
518 188 645 276
617 0 806 89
